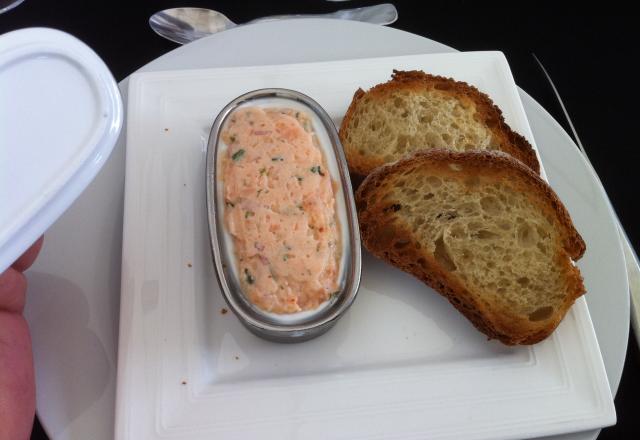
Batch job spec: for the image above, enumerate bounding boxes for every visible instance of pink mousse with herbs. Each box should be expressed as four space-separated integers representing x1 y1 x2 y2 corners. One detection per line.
221 107 340 314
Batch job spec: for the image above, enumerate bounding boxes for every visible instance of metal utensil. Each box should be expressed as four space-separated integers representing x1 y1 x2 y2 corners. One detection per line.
149 4 398 44
533 53 640 343
0 0 26 14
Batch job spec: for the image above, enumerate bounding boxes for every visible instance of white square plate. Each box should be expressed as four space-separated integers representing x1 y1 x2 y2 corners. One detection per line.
116 52 615 440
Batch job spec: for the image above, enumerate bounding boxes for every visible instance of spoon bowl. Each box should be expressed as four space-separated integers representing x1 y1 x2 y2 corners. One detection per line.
149 8 236 45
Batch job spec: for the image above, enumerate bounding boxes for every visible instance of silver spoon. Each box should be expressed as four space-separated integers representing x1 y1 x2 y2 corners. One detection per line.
149 4 398 45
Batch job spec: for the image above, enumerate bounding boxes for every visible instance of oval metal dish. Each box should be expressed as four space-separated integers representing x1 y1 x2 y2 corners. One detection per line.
205 88 361 342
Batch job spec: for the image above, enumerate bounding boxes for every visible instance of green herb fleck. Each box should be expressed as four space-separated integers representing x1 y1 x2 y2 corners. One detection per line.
259 167 267 176
244 268 255 284
232 149 245 161
331 291 341 299
245 210 255 219
282 254 289 261
310 165 325 176
271 156 284 162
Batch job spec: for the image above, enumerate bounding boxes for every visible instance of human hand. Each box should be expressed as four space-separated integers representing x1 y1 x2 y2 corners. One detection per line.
0 237 44 440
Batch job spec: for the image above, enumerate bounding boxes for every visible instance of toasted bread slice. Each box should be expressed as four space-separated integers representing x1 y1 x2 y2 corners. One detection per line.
340 70 540 176
356 149 585 345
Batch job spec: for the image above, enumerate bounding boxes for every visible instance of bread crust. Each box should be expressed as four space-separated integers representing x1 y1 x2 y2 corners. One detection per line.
340 70 541 176
356 149 586 345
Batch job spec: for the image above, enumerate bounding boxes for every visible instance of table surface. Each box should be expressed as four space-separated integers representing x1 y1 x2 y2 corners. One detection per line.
2 1 638 439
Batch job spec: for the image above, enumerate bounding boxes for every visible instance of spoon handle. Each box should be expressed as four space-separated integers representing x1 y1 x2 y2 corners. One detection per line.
248 4 398 26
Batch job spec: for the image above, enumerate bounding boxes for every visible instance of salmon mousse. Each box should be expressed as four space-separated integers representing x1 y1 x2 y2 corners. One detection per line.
221 107 341 314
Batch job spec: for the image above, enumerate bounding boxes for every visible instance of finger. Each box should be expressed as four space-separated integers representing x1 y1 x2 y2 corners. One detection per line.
0 312 35 440
12 236 44 273
0 268 27 314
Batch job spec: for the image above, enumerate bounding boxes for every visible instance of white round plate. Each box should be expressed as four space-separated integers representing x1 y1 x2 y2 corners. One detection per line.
24 19 628 440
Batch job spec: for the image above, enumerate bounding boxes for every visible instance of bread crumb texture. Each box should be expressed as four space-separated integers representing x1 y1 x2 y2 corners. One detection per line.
356 149 585 345
340 70 540 176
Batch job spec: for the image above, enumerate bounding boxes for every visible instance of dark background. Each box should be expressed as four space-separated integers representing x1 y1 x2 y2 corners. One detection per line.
1 1 639 439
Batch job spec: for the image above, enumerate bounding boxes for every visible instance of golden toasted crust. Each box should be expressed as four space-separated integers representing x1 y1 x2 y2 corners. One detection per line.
340 70 541 176
356 149 586 345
